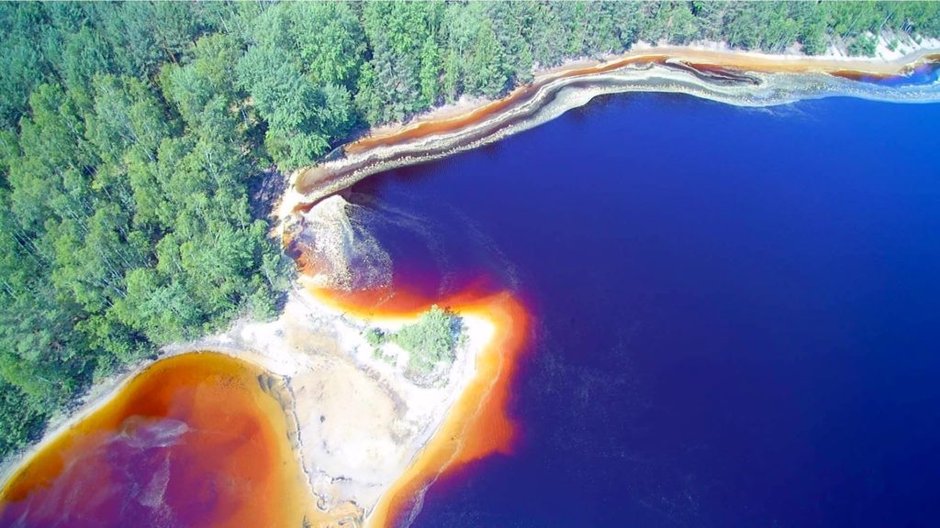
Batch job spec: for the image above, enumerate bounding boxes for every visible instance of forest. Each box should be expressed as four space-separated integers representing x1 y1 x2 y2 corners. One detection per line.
1 1 939 459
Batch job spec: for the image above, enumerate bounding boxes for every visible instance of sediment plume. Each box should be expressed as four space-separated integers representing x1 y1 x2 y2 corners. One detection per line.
288 194 392 291
289 192 533 527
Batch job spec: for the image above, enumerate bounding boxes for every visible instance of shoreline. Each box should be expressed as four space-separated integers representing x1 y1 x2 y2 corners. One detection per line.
349 42 939 150
303 283 531 528
0 351 320 526
363 292 529 528
280 43 940 222
0 281 518 528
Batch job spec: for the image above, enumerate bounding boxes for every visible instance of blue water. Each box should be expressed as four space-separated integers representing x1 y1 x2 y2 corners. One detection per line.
351 94 940 527
857 62 940 87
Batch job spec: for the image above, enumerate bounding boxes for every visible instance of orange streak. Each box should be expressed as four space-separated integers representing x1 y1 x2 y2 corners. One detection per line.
308 284 531 527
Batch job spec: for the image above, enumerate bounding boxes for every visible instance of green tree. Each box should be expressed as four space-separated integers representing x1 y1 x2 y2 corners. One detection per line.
467 20 507 97
848 33 878 56
3 0 940 465
419 36 442 107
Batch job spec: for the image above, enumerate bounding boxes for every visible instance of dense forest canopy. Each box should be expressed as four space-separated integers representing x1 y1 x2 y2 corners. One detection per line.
1 0 938 460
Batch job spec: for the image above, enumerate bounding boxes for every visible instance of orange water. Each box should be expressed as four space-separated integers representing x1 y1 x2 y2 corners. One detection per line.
0 352 314 528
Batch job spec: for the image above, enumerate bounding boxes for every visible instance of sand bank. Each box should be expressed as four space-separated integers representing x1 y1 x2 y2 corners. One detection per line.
353 290 530 528
349 42 938 152
169 282 517 526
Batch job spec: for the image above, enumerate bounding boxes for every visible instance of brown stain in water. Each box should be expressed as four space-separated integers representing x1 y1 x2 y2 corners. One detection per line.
0 352 318 528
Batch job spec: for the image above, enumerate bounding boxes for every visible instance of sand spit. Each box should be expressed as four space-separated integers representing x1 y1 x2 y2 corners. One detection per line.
0 282 500 527
360 291 530 528
167 284 502 525
280 45 940 221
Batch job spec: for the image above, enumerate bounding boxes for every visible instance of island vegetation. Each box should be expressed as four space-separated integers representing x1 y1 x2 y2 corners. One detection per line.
1 0 939 459
365 305 464 375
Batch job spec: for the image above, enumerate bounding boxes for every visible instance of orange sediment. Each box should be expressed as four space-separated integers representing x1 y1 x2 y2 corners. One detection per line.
0 353 319 528
307 284 531 528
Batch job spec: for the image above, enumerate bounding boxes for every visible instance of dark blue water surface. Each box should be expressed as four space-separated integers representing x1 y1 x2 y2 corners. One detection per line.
351 94 940 528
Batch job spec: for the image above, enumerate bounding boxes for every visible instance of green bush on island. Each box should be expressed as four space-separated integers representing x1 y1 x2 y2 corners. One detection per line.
2 0 940 460
364 306 463 374
394 305 463 373
364 328 386 347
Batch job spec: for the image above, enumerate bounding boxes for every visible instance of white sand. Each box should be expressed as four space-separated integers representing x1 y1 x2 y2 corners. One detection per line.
166 283 494 522
1 283 496 528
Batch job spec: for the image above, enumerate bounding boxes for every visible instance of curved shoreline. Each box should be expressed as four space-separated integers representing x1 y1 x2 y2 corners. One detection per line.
346 46 938 153
0 282 518 528
0 351 320 526
281 45 940 221
306 285 531 528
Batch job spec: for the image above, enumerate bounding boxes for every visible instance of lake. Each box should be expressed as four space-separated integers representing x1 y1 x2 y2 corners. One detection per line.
347 93 940 527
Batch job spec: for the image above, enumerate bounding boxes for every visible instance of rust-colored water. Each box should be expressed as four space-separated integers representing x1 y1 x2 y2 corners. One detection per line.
0 352 315 528
307 285 531 528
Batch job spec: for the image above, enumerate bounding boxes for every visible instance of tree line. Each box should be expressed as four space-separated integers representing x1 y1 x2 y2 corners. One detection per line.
1 1 938 459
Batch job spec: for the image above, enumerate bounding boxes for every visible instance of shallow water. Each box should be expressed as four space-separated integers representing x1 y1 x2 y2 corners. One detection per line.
835 60 940 86
0 352 312 528
344 93 940 527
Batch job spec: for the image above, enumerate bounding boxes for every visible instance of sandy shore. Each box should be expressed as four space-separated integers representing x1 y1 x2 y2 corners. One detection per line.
280 42 939 223
351 41 938 149
1 277 503 528
351 35 940 147
166 283 504 525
